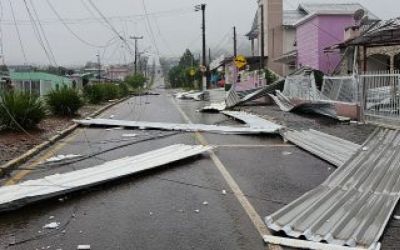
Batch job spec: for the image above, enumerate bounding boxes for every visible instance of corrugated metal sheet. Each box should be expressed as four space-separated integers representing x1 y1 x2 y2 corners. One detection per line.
225 88 241 108
74 115 283 135
0 144 213 212
265 129 400 249
284 129 361 167
222 111 279 130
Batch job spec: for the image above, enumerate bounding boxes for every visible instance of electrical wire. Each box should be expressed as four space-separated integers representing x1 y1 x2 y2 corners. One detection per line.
22 0 56 65
28 0 58 65
45 0 110 48
8 0 28 63
141 0 160 57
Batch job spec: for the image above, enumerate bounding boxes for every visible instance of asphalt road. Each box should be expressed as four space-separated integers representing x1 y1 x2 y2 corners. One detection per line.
1 76 395 250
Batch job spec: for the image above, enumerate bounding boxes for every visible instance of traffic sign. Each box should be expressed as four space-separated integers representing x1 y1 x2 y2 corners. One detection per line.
234 55 247 69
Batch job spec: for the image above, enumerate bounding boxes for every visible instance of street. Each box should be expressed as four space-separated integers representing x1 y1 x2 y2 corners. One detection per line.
0 76 333 250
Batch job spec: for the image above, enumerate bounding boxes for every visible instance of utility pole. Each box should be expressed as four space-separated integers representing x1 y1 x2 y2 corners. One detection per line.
130 36 143 75
195 4 207 91
233 26 237 57
209 48 211 65
96 52 101 82
259 4 265 70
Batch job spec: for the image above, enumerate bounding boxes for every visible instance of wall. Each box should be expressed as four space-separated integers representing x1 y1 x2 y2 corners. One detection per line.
296 16 320 70
297 15 354 74
317 15 354 74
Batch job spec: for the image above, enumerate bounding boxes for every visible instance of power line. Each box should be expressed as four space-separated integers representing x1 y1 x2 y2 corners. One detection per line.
22 0 56 65
86 0 135 56
28 0 58 65
141 0 160 56
46 0 110 48
8 0 28 63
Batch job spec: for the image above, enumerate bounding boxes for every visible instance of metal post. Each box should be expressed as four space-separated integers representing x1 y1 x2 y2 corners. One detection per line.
260 4 265 70
96 53 101 82
130 36 144 75
201 4 207 91
233 26 237 57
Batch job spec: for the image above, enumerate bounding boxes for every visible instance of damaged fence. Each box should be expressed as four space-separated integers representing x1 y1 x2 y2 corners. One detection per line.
265 129 400 249
360 71 400 126
0 144 213 212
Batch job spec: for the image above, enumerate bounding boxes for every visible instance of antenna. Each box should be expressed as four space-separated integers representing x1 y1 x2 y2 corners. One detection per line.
354 9 365 22
360 15 370 26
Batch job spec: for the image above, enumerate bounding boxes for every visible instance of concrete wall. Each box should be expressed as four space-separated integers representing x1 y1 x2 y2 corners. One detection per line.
297 15 354 74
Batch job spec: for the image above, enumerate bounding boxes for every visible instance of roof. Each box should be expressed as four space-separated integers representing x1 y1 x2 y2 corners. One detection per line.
283 10 305 27
349 17 400 46
10 71 72 85
295 2 380 27
246 11 259 39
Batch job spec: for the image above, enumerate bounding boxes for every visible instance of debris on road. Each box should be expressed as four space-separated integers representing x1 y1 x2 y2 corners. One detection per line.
74 113 283 135
43 222 60 229
202 201 208 206
0 144 213 212
282 151 292 156
77 245 91 250
121 134 137 138
394 215 400 220
265 129 400 249
200 102 226 112
283 129 361 167
175 91 207 101
194 209 200 213
46 154 82 163
222 190 227 195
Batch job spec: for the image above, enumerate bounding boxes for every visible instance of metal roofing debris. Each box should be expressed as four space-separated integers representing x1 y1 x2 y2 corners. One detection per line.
265 129 400 249
201 102 227 112
284 129 361 167
175 91 205 101
263 235 367 250
0 144 213 212
222 111 279 130
74 113 283 135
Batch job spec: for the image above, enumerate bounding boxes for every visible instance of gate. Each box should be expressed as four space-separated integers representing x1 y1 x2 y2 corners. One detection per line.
360 71 400 126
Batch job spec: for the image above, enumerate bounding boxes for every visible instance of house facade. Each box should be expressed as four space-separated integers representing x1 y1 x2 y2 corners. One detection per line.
248 1 378 76
10 72 73 96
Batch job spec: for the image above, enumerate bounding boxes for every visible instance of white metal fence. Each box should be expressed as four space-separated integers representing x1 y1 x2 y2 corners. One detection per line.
360 71 400 124
322 75 359 103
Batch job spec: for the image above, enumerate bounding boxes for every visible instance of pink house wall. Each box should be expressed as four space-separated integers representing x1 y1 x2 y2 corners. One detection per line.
296 15 354 74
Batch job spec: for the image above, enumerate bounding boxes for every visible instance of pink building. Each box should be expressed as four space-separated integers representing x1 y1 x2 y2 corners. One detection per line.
294 3 379 75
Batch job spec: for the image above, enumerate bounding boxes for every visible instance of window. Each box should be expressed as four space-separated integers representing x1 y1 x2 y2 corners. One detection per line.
31 80 40 96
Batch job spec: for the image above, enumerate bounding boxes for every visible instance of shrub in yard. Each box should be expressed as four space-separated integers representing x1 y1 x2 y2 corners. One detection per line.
46 85 83 116
102 84 120 100
0 90 46 130
83 84 104 104
118 83 130 97
125 73 146 89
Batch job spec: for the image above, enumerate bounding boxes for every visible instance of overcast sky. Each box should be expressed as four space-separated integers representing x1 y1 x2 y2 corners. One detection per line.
1 0 398 66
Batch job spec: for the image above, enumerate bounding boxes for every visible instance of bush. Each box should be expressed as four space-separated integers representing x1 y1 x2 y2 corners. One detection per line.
125 74 146 89
83 84 104 104
0 90 45 130
46 85 83 116
118 83 130 97
83 83 125 104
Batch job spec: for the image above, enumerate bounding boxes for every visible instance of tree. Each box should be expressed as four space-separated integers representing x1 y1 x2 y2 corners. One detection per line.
167 49 200 89
125 73 146 89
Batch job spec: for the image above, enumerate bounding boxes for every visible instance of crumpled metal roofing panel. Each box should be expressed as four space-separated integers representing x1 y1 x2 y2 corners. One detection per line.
284 129 361 167
266 129 400 249
74 115 283 135
222 111 279 130
0 144 213 212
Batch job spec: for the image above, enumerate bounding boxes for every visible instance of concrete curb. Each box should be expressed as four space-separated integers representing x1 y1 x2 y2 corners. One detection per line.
0 97 130 177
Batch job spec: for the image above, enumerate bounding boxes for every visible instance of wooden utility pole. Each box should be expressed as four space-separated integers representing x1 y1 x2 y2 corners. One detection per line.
195 4 207 91
260 4 265 70
233 26 237 57
130 36 144 74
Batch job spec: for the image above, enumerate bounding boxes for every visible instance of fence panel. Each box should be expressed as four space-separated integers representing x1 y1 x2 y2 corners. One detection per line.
321 76 359 103
360 70 400 125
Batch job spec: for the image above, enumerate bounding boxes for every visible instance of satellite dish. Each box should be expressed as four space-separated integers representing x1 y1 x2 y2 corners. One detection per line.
360 15 370 26
354 9 365 22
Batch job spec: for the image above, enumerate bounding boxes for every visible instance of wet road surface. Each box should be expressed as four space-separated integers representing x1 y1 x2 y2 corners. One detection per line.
1 77 398 250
